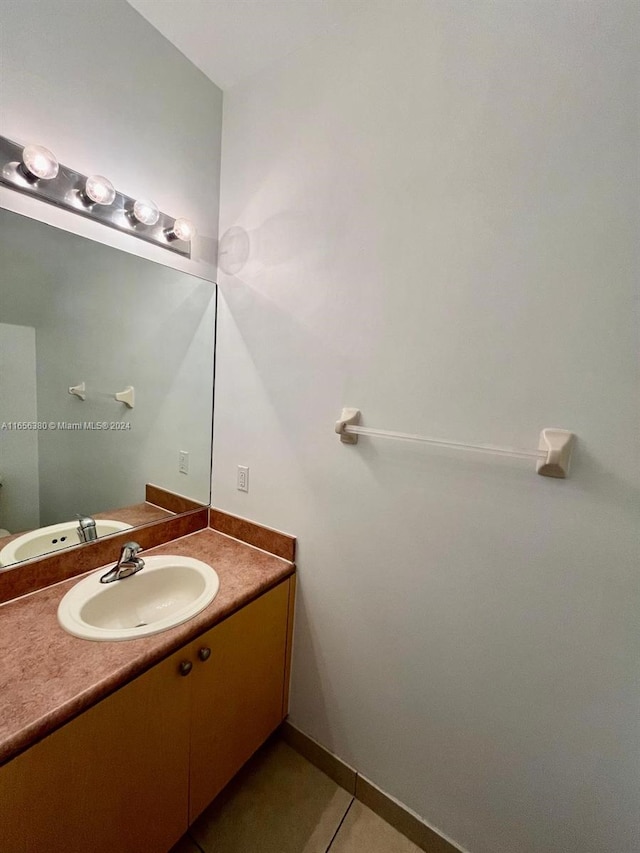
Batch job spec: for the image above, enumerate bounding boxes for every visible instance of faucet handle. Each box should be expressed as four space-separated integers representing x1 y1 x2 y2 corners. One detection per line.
120 541 142 561
100 541 144 584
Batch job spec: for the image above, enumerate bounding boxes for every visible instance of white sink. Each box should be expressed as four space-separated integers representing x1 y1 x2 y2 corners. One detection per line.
57 555 220 641
0 519 133 566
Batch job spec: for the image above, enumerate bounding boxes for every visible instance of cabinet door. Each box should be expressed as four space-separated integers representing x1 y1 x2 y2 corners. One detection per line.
0 648 191 853
189 579 290 822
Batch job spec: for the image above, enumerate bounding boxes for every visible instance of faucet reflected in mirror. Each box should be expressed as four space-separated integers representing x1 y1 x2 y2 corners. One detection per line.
76 515 98 543
0 208 216 571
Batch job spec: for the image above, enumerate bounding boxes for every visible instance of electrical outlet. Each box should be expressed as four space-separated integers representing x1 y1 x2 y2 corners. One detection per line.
237 465 249 492
178 450 189 475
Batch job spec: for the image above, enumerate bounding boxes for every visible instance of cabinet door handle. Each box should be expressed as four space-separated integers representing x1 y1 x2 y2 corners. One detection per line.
198 647 211 662
179 660 193 676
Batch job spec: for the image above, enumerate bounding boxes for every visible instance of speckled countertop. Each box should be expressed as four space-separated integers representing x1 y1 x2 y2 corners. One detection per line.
0 528 294 767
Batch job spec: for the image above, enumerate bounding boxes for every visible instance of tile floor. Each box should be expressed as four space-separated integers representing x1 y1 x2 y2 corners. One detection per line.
171 738 422 853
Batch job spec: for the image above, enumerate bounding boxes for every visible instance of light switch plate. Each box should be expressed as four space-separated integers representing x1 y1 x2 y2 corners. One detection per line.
237 465 249 492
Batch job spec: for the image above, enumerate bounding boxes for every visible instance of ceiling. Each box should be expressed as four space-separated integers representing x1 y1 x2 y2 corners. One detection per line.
127 0 362 90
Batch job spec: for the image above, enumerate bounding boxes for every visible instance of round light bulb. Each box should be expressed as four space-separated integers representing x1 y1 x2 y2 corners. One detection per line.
84 174 116 206
22 144 59 180
171 217 197 242
132 198 159 226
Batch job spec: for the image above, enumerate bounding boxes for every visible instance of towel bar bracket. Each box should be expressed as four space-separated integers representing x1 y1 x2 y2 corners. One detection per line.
335 408 361 444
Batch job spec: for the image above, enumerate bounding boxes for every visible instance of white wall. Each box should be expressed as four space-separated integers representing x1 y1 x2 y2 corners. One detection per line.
0 0 222 280
0 324 40 533
213 3 639 852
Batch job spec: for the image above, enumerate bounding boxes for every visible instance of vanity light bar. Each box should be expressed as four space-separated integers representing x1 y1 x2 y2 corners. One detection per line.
0 135 195 258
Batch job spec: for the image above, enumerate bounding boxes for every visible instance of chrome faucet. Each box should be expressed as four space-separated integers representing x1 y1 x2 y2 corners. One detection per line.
100 542 144 584
76 514 98 543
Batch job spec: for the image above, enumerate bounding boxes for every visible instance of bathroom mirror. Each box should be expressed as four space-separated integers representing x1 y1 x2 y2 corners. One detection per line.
0 207 215 569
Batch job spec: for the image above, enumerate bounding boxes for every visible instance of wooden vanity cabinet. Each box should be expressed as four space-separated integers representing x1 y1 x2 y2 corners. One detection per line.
0 577 295 853
0 647 191 853
188 576 291 822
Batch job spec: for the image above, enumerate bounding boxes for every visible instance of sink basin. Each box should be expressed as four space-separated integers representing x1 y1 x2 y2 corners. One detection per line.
57 555 220 641
0 519 133 566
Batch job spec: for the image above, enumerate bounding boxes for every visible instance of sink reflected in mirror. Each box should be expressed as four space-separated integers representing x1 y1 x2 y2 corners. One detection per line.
57 555 220 641
0 519 132 567
0 207 215 574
